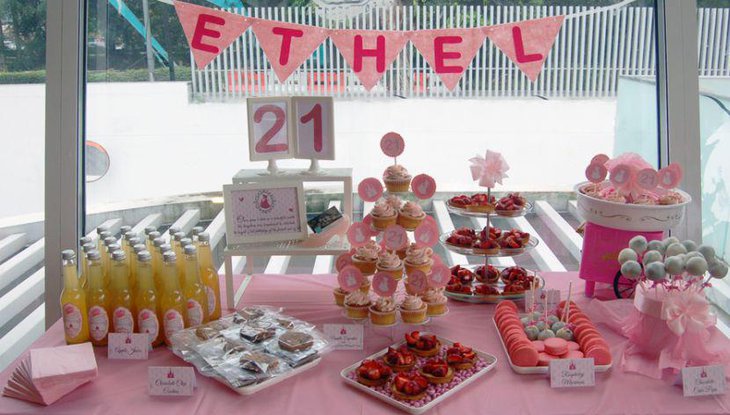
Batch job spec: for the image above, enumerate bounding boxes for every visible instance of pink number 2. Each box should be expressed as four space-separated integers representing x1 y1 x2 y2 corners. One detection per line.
300 103 323 153
254 105 288 153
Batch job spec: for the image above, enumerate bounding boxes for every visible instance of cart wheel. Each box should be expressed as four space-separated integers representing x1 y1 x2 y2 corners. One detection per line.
613 270 637 299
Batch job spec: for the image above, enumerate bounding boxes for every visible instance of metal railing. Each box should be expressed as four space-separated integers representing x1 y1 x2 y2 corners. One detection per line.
191 5 729 100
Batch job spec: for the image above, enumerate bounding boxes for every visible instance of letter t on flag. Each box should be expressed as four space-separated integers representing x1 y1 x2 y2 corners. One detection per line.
484 16 565 82
330 30 408 91
175 1 251 69
251 20 328 83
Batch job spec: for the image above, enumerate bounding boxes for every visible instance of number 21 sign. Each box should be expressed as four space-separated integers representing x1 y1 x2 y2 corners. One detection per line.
247 96 335 162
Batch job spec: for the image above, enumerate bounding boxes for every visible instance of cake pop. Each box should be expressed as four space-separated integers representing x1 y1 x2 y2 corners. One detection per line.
645 262 667 281
629 235 648 254
621 260 642 280
709 261 729 279
556 327 574 341
685 257 708 276
663 236 680 248
698 245 716 262
664 256 684 275
665 243 687 258
682 240 698 253
618 248 638 264
647 240 665 254
537 329 556 340
643 250 663 265
524 325 539 340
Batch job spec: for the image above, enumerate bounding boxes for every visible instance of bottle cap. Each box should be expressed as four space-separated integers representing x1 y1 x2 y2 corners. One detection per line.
153 237 165 247
123 231 136 240
144 226 157 235
87 250 102 261
108 243 121 252
128 237 142 246
163 251 177 263
160 244 172 253
198 232 210 242
137 251 152 262
184 245 198 255
82 242 95 252
133 243 147 253
174 232 186 241
103 236 117 246
99 231 113 240
148 231 161 241
192 226 204 236
120 225 132 234
79 236 93 245
97 225 109 235
111 250 127 261
61 249 76 260
168 226 181 236
180 238 193 247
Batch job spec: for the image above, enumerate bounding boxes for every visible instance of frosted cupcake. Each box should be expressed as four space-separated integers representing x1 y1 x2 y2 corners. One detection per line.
421 288 448 316
383 165 412 193
404 245 433 276
333 287 349 306
399 295 427 324
345 291 371 319
371 199 398 231
376 251 403 281
351 241 381 275
397 201 426 230
369 297 397 326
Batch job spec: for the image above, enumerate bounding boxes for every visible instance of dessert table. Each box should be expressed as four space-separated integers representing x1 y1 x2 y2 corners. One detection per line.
2 272 729 415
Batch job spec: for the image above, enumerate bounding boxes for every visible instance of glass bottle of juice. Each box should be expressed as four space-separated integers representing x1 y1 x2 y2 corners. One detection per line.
182 245 208 327
86 250 111 346
191 226 204 245
96 226 109 252
167 226 181 244
80 241 95 289
172 232 186 274
109 250 135 334
147 231 161 253
160 252 186 346
178 238 193 287
198 232 221 320
119 225 131 254
135 250 163 348
60 250 89 345
101 234 115 278
105 242 121 287
127 236 142 287
144 225 157 236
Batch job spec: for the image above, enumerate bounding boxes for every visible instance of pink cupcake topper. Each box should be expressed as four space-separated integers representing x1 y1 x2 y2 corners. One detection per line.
372 272 397 297
383 224 408 251
428 264 450 289
380 132 405 159
358 178 383 202
411 174 437 200
414 221 438 248
590 154 610 165
658 163 682 189
585 162 608 184
407 270 428 295
347 222 371 247
337 266 364 292
636 168 659 191
335 251 354 272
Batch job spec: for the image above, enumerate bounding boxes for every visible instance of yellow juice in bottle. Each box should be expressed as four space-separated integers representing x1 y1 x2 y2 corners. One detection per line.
86 251 111 346
60 250 89 345
105 241 121 287
96 227 110 254
160 252 186 346
153 242 170 292
182 245 208 326
172 232 186 276
198 233 221 320
80 241 95 289
109 250 135 333
147 231 161 254
101 234 115 282
134 251 163 348
178 238 193 288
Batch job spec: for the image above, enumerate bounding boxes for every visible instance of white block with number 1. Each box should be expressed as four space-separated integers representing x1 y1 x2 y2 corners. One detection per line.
294 97 335 160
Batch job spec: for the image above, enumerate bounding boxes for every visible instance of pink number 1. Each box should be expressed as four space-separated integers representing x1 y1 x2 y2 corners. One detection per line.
300 104 323 153
254 105 288 153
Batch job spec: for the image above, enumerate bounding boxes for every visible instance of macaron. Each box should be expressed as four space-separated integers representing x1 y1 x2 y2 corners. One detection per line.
531 340 545 353
544 337 568 356
537 352 556 366
510 344 539 367
576 328 601 344
565 350 584 359
582 337 609 352
496 300 518 312
567 341 581 351
585 346 612 365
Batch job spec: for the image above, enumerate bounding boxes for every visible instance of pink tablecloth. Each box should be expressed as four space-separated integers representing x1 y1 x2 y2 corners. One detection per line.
2 272 729 415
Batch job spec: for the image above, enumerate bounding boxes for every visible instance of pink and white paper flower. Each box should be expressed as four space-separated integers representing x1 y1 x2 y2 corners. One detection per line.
469 150 510 188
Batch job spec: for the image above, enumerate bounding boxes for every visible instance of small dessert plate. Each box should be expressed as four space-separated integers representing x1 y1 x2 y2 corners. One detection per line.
446 201 533 218
440 233 539 257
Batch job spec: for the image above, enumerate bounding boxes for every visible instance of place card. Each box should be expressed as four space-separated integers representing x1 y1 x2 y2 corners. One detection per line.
324 324 363 350
682 365 726 397
525 288 560 313
148 367 195 396
107 333 148 360
550 358 595 388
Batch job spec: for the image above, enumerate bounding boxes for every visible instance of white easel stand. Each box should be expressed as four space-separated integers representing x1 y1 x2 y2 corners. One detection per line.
301 159 325 176
262 159 283 176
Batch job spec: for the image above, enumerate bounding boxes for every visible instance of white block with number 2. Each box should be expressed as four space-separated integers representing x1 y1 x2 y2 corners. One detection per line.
247 98 294 161
294 97 335 160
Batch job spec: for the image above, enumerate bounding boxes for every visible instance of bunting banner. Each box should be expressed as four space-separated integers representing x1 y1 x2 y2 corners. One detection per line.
170 0 633 91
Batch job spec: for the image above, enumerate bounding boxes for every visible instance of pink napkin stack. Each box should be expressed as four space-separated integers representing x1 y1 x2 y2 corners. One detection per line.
3 342 98 405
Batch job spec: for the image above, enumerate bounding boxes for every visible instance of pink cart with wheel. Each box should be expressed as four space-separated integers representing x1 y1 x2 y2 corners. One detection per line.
574 182 691 298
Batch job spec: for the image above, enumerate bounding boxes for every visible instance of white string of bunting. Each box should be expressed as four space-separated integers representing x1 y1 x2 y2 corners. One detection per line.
151 0 640 91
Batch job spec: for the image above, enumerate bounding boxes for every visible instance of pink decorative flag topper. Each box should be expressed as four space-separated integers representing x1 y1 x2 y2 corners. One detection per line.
409 28 487 91
485 16 565 82
175 1 252 69
251 20 328 82
469 150 510 188
330 30 409 91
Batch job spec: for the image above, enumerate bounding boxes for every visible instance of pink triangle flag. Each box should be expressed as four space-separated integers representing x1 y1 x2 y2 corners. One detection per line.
408 28 486 91
251 19 329 82
484 16 565 82
330 30 409 91
174 1 251 69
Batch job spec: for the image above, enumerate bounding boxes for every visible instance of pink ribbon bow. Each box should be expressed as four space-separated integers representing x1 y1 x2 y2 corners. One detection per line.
661 291 716 336
469 150 509 188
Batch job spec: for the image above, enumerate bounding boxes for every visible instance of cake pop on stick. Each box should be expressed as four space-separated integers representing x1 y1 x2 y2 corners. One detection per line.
562 282 573 323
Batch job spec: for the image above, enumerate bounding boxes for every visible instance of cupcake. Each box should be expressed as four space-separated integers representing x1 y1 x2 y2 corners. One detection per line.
404 245 433 276
370 198 398 230
333 287 349 306
369 297 397 326
397 201 426 230
421 288 448 316
399 295 427 324
376 251 403 280
383 165 411 193
344 291 371 319
351 241 380 275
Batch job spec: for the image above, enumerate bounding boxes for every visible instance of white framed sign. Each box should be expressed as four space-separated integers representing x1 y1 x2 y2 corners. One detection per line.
293 96 335 160
223 181 308 245
247 97 295 161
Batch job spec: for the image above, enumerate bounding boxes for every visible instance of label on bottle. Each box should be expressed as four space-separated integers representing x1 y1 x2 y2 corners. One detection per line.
89 306 109 341
62 303 83 339
186 299 203 327
205 286 217 316
113 307 134 333
163 309 184 339
138 309 159 345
